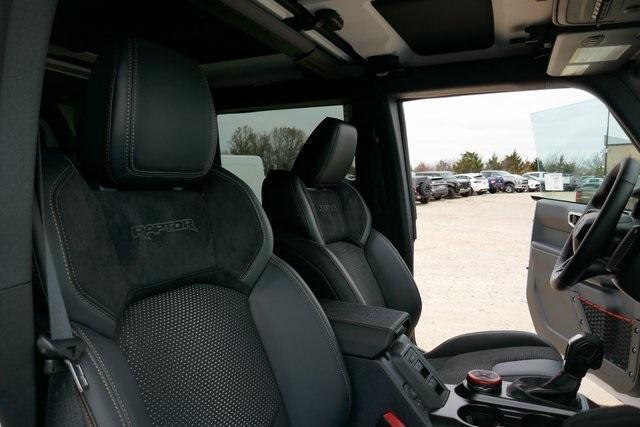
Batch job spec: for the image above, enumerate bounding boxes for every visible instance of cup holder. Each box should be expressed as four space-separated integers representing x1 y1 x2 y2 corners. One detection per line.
457 404 565 427
458 404 502 427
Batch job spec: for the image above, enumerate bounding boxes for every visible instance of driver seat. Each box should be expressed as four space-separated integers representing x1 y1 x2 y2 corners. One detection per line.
261 118 563 384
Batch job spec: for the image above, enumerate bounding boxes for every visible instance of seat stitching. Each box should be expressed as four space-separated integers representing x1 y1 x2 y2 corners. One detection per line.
210 168 265 281
311 124 340 185
123 38 133 180
75 327 133 427
340 180 372 245
73 328 127 426
129 38 138 177
121 42 205 179
270 257 352 413
305 239 366 304
296 179 324 243
197 61 216 173
104 45 119 183
49 160 115 319
287 177 318 242
373 230 415 280
274 235 340 300
121 40 213 179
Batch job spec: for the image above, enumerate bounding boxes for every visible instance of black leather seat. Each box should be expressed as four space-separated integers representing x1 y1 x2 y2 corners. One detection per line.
39 38 350 426
262 118 563 384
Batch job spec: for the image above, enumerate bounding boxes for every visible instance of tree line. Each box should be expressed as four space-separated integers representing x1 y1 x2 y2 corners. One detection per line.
414 149 605 176
224 125 307 173
225 126 606 178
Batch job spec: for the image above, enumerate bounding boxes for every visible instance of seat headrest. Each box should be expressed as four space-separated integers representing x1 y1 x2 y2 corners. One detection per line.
78 38 216 189
292 118 357 188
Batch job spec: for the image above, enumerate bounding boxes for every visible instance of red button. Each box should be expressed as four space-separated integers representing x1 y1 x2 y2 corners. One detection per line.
466 369 502 389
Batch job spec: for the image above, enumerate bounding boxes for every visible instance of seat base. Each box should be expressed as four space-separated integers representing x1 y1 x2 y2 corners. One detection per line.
425 331 563 384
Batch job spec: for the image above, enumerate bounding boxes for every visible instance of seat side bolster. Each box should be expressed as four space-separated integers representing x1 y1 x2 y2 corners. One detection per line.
274 230 366 304
262 170 324 244
364 229 422 332
249 257 351 427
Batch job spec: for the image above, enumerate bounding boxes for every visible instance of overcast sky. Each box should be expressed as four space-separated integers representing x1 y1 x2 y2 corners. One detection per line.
403 88 597 166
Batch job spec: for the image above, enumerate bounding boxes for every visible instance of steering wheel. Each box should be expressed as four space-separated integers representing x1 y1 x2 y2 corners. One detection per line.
550 157 640 290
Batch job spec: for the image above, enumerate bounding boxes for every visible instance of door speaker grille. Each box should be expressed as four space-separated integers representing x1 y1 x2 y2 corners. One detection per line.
579 297 633 371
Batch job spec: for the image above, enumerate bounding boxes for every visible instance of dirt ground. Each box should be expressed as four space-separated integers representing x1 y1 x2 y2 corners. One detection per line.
412 191 619 406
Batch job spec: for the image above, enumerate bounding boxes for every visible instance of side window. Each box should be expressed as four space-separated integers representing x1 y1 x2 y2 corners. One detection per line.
530 97 639 205
217 105 345 200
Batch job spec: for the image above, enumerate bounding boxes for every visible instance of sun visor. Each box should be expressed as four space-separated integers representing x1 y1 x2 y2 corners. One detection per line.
547 27 640 76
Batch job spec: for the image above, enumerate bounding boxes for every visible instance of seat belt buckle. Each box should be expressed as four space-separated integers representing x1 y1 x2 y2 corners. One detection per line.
37 335 89 393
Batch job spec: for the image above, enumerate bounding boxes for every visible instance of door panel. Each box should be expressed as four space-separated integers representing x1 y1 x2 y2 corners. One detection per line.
528 199 585 349
528 198 640 397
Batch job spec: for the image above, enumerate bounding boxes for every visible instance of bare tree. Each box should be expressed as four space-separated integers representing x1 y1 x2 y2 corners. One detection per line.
228 125 307 173
434 159 453 171
267 127 307 171
414 161 430 172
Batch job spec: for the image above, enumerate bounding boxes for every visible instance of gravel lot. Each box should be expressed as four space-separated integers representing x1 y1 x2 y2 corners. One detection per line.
412 191 619 406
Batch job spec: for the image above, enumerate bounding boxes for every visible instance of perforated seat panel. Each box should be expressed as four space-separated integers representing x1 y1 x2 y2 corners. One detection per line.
118 284 284 426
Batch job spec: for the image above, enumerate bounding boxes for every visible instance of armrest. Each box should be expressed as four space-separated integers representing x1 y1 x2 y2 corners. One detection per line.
321 300 411 358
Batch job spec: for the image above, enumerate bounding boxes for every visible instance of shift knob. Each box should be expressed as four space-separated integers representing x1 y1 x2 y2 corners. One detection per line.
563 334 604 378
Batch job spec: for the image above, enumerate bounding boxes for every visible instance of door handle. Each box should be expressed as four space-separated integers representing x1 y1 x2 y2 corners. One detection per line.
568 211 582 228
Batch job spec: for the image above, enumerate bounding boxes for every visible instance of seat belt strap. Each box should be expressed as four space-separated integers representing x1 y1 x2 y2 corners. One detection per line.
32 201 73 340
33 145 88 393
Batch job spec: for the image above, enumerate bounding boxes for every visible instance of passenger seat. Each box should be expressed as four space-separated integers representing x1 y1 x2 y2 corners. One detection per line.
36 38 351 426
262 118 563 384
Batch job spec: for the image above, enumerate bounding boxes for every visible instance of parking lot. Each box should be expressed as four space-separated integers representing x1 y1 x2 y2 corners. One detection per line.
412 191 619 406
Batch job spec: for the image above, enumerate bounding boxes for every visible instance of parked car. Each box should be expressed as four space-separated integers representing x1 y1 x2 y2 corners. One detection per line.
575 177 604 204
481 170 528 193
577 175 599 185
484 174 505 193
524 171 578 191
428 177 449 200
412 173 431 204
455 173 489 195
523 171 546 189
583 177 604 186
513 174 540 192
562 173 578 191
419 171 472 197
412 172 447 203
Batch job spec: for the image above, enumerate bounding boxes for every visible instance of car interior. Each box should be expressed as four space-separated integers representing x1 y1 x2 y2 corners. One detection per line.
2 0 640 426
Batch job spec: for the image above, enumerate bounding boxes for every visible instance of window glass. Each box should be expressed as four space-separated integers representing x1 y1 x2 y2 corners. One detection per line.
217 105 345 200
403 89 639 205
529 97 639 205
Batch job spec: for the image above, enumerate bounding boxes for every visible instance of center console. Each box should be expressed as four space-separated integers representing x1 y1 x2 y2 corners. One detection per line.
321 300 599 427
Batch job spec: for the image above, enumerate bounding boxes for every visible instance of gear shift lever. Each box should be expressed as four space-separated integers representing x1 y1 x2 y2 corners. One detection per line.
563 334 604 378
507 334 604 408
